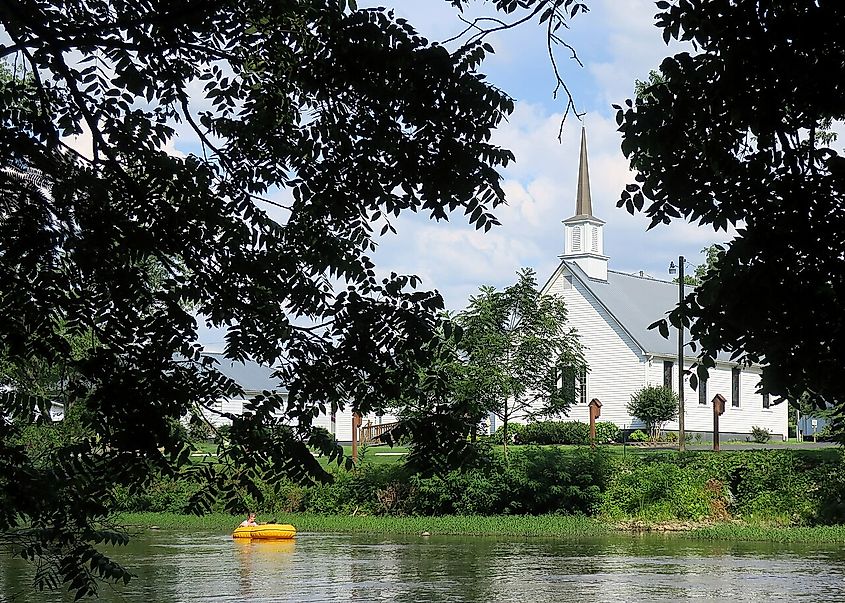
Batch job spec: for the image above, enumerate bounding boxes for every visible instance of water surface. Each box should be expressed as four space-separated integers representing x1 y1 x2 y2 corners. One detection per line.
3 531 844 601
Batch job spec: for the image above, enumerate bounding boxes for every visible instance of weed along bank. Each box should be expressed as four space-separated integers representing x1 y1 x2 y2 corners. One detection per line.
537 128 786 441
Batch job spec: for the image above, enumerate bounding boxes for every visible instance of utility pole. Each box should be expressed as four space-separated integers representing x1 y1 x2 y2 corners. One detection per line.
678 255 685 452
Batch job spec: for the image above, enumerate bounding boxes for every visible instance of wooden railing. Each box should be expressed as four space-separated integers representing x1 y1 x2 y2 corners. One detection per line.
359 420 400 446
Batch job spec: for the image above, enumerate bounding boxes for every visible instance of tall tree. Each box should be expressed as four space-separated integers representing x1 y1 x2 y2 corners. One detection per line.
456 268 585 459
0 0 590 596
615 1 845 410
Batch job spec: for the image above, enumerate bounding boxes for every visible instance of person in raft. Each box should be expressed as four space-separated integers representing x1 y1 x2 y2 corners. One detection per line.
239 512 258 527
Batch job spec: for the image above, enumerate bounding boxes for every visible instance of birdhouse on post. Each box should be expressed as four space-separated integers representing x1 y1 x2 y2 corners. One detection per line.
589 398 602 449
712 393 726 451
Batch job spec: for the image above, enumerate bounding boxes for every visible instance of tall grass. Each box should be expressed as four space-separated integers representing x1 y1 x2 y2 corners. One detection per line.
686 523 845 543
116 512 845 543
117 512 609 538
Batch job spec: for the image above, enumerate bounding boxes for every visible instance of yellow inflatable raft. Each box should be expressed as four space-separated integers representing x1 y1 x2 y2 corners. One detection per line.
232 524 296 540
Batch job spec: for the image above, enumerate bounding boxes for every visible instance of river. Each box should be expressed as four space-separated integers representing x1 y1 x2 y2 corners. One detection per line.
3 531 844 602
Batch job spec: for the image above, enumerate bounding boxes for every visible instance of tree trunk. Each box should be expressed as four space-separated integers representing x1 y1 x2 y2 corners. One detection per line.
502 417 509 464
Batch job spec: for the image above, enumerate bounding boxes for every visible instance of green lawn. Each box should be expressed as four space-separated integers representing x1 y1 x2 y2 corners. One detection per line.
188 440 841 470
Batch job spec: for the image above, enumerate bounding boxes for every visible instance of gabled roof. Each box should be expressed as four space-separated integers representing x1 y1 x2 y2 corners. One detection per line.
557 260 733 362
205 352 287 394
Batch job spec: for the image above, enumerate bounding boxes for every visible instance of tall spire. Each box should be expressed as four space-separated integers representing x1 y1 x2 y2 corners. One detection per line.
575 126 592 217
562 125 607 281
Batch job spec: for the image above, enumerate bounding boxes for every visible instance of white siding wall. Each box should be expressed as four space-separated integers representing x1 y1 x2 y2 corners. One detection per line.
647 359 788 438
541 268 647 428
203 395 397 442
538 264 788 439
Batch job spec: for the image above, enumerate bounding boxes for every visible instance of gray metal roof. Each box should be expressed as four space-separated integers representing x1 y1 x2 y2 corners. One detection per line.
564 260 731 361
205 352 287 393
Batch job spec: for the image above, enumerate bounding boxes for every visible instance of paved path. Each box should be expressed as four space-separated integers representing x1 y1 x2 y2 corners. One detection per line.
625 441 838 451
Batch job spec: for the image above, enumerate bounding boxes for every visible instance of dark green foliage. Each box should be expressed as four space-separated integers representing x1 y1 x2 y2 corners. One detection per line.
515 421 589 445
407 447 610 516
627 386 678 440
615 0 845 412
750 426 771 444
113 479 201 514
109 448 845 528
0 0 556 595
677 451 823 525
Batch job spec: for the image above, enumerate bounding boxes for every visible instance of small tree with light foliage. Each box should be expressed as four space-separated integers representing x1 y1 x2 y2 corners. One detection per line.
627 386 679 441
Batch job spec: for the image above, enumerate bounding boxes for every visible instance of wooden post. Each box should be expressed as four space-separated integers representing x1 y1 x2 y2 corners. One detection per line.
589 398 602 449
678 255 686 452
712 393 726 451
351 413 362 463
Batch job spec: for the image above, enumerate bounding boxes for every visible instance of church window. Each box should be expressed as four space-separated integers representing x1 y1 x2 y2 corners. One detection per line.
572 226 581 251
732 368 741 407
559 364 586 405
763 393 770 409
577 367 587 405
591 227 599 252
699 377 707 405
663 361 673 390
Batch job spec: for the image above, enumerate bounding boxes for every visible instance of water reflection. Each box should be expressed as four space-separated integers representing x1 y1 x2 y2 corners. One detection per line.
3 531 845 602
233 538 296 598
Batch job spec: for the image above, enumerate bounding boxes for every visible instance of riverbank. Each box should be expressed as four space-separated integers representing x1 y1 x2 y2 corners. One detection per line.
118 512 609 538
118 512 845 543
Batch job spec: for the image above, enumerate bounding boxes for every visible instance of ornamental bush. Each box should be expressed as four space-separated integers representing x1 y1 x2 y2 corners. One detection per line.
594 421 620 443
628 429 648 442
627 386 679 441
751 425 771 444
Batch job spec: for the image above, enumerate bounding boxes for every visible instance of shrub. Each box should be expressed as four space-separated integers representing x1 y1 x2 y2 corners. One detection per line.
516 421 589 445
594 421 620 443
508 447 612 515
113 477 200 513
601 459 715 521
406 447 613 516
491 423 525 445
666 432 678 443
214 424 231 445
628 429 648 442
627 385 679 441
188 417 213 442
751 426 771 444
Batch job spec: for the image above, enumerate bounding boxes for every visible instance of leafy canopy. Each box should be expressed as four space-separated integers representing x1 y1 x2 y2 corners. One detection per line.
615 0 845 409
455 268 585 457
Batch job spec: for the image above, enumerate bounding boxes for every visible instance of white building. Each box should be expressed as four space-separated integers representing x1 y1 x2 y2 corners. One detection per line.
540 129 788 440
201 352 397 442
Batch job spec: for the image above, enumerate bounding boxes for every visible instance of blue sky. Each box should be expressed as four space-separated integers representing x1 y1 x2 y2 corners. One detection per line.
355 0 732 312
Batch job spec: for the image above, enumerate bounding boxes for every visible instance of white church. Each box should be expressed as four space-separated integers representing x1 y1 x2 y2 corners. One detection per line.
541 129 788 440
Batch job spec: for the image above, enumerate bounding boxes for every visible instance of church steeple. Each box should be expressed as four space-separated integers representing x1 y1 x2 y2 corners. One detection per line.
562 127 608 281
575 127 593 217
